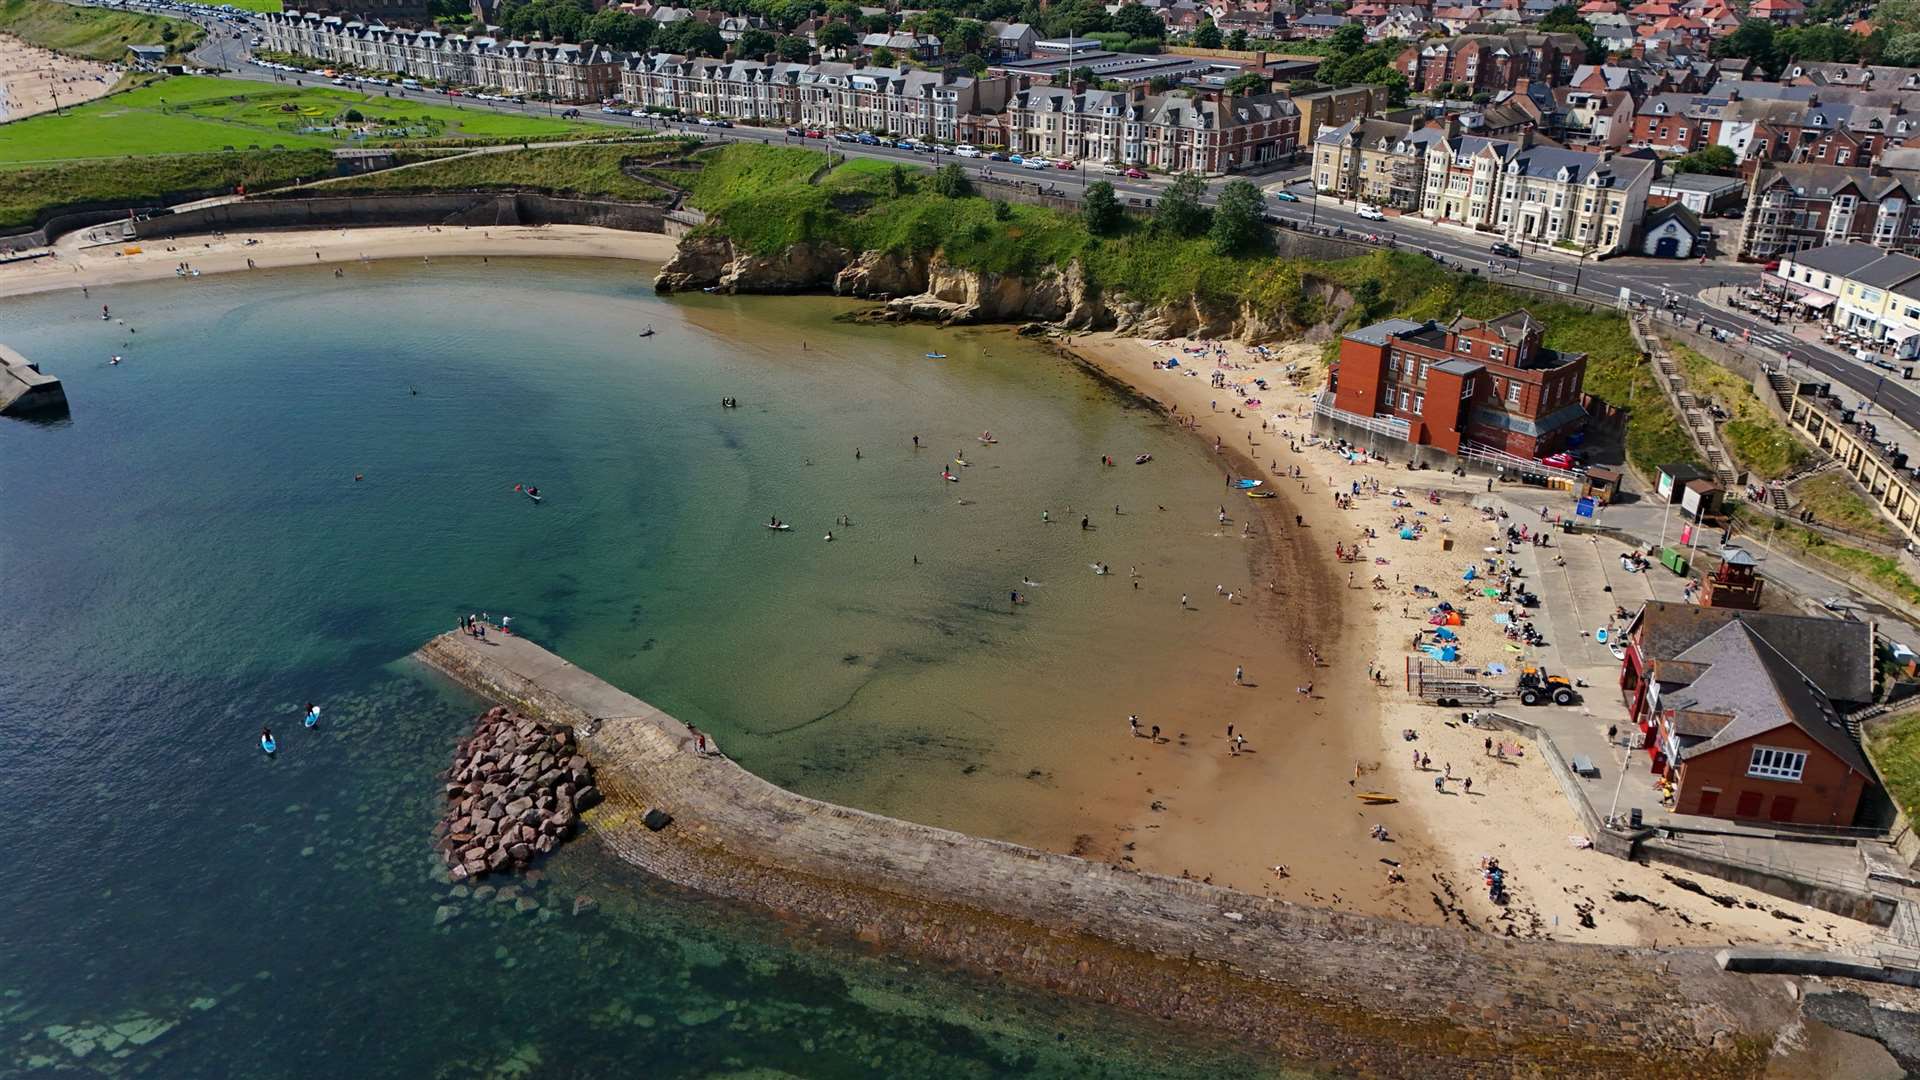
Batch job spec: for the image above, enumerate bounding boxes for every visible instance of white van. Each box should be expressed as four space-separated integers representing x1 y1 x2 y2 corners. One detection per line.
401 78 421 90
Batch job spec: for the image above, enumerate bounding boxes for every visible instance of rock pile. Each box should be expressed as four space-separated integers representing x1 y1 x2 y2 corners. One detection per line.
434 706 601 881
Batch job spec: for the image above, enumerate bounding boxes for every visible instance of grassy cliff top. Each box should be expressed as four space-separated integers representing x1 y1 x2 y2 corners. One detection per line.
686 144 1698 476
0 0 203 62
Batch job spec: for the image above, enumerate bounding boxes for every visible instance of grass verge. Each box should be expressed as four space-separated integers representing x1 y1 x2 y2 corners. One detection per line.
0 75 597 163
316 140 695 202
0 148 333 230
1790 472 1898 542
0 0 201 61
1867 711 1920 825
1672 343 1809 480
1736 512 1920 606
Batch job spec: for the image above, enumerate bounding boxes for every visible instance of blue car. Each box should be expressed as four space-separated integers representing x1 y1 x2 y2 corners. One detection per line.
856 133 880 145
1272 191 1300 202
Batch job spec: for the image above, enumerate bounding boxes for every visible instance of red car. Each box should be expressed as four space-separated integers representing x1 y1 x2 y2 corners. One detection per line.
1541 452 1574 469
1054 158 1077 170
804 129 824 139
1124 167 1147 179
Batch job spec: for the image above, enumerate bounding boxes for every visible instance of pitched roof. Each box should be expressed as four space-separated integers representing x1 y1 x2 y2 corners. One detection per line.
1630 599 1875 704
1786 241 1900 278
1665 621 1870 776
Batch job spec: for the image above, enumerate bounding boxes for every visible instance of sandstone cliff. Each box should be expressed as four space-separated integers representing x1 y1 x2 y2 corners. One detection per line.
653 234 1355 344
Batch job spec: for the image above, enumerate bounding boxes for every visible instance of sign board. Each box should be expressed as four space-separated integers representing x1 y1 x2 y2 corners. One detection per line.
1575 497 1596 518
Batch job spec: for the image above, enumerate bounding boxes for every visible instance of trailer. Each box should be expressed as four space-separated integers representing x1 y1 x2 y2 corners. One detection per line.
1406 658 1579 707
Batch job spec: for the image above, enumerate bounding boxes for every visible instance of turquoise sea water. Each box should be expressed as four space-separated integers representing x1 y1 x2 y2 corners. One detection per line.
0 259 1301 1077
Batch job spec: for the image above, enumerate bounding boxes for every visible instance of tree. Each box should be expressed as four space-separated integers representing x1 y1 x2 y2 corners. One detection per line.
961 52 988 73
1538 4 1600 62
817 21 857 54
1154 172 1210 237
911 9 955 40
1083 179 1123 233
1714 20 1777 74
1352 278 1382 319
1226 28 1248 50
931 163 972 197
1070 65 1099 84
343 107 364 122
1192 21 1222 48
948 18 988 55
736 27 777 56
992 199 1013 221
1773 24 1861 65
825 1 860 20
888 163 909 197
1887 31 1920 66
1111 3 1164 39
584 9 655 50
777 34 813 60
1209 178 1264 254
1148 74 1172 93
1224 71 1270 95
871 45 896 66
1327 23 1366 56
859 12 890 32
656 18 725 56
1670 144 1737 175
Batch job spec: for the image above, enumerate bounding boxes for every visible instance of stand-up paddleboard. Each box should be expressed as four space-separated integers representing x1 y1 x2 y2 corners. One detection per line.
304 706 320 729
765 523 791 531
261 733 277 755
925 352 947 359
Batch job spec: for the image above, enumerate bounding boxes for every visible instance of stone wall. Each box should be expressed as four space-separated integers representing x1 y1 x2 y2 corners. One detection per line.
126 194 667 240
413 630 1797 1078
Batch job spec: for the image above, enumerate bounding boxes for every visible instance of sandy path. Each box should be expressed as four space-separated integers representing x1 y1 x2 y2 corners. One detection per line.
0 224 681 299
0 36 119 124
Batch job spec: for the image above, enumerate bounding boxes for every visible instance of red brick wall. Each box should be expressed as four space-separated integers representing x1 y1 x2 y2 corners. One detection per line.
1672 725 1867 827
1334 338 1387 416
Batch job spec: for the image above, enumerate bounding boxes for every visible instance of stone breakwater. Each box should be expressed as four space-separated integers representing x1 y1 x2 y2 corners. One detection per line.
415 631 1799 1078
435 705 602 881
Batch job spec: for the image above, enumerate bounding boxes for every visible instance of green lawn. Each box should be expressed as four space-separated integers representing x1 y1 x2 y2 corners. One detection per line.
221 0 282 11
0 76 598 163
317 139 696 202
0 147 333 229
685 143 1695 476
1672 343 1809 479
0 0 201 61
1868 710 1920 825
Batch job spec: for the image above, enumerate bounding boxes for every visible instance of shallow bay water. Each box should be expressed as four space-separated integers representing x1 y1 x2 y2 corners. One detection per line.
0 258 1309 1076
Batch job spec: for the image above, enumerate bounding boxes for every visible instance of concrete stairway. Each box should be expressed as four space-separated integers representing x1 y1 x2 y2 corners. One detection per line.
1637 315 1740 488
1768 370 1797 411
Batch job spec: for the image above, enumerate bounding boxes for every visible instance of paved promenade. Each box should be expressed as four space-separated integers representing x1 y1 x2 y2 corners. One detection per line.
416 630 1799 1077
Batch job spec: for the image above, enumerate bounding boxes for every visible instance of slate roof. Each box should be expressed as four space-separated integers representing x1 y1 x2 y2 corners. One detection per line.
1345 317 1426 346
1663 621 1871 776
1852 252 1920 290
1787 241 1901 278
1630 600 1875 704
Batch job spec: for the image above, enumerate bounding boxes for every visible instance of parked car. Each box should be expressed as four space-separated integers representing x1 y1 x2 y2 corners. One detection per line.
1123 167 1147 179
1006 153 1023 163
1271 190 1299 202
804 129 824 139
784 126 802 135
1489 241 1522 258
1355 204 1385 221
1054 158 1076 170
855 132 880 145
954 144 981 158
832 131 856 142
1022 156 1050 169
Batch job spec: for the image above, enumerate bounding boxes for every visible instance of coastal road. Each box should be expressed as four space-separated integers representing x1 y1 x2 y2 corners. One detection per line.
129 5 1920 436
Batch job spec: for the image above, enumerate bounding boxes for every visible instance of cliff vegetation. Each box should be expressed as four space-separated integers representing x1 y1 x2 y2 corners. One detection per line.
673 144 1698 475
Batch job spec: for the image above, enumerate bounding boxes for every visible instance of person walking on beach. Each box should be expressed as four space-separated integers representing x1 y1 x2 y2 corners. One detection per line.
1463 776 1473 795
1484 735 1493 756
1150 724 1160 742
1129 714 1140 738
1179 593 1188 608
1234 665 1244 685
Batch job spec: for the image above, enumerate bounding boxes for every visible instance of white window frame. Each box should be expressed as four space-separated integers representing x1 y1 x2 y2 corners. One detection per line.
1747 746 1807 782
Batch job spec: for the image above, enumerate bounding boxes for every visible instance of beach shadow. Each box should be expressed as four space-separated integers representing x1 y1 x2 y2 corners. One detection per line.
1239 681 1261 689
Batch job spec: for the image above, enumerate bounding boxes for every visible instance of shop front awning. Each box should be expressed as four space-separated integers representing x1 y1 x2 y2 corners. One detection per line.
1799 295 1835 309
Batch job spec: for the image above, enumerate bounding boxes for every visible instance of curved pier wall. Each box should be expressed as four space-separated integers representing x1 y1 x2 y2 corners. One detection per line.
415 631 1792 1079
127 194 668 240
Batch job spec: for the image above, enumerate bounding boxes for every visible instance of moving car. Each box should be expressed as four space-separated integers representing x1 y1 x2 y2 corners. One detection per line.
1489 242 1522 258
1123 167 1147 179
1271 190 1299 202
1054 158 1076 170
954 144 981 157
1355 204 1386 221
1021 156 1050 169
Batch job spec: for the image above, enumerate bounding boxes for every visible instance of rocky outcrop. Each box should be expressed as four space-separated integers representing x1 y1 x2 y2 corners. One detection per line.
655 234 1359 345
433 705 595 881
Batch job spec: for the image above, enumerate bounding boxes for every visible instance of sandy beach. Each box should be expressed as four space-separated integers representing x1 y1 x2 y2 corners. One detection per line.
0 35 119 124
0 220 1879 951
1067 330 1879 951
0 223 682 299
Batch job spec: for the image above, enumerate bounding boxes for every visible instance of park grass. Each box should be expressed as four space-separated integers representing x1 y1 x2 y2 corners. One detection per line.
687 144 1698 475
221 0 282 11
1672 343 1809 479
1790 471 1898 541
0 0 201 61
1739 512 1920 606
1867 710 1920 825
0 147 333 228
0 75 596 163
317 140 694 202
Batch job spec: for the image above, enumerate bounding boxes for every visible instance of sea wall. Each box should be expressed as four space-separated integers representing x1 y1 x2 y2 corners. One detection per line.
0 342 66 417
124 194 667 241
414 630 1796 1078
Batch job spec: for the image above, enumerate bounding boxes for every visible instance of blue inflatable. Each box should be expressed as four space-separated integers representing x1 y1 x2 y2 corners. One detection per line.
261 734 277 755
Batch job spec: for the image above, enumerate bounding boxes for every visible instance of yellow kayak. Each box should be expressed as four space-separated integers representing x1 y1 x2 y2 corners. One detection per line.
1247 490 1277 499
1356 791 1397 804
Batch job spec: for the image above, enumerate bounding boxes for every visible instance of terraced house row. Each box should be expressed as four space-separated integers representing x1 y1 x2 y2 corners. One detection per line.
261 10 1297 171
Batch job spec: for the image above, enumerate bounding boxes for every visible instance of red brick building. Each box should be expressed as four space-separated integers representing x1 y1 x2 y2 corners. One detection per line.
1329 310 1589 458
1619 602 1878 827
1394 32 1586 96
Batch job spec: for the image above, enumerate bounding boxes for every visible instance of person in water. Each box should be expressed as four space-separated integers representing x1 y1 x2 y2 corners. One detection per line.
528 486 539 498
304 702 319 729
261 727 275 753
